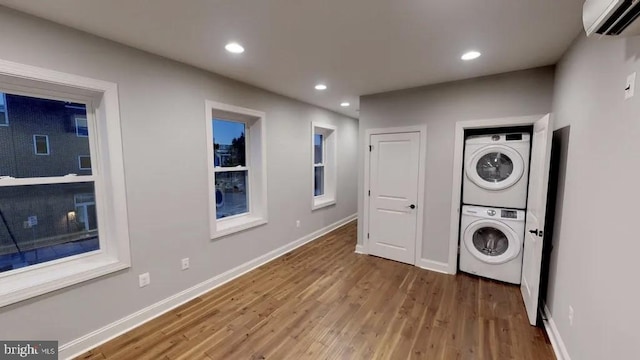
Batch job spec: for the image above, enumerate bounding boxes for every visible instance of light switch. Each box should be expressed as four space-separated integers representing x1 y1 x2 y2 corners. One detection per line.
626 72 636 100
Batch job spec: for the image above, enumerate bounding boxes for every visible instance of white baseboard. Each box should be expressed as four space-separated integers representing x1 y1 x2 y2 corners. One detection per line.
543 305 571 360
416 258 451 274
60 213 357 359
354 244 366 254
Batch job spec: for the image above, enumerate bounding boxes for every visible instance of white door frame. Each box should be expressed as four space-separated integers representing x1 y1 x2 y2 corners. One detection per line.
447 114 550 274
362 125 427 265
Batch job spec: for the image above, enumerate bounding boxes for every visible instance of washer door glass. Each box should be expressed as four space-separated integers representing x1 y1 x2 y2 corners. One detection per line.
476 152 514 183
472 227 509 256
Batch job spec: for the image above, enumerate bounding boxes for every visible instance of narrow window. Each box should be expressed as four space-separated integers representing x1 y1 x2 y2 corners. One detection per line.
75 115 88 137
0 93 8 126
206 101 267 239
213 119 248 219
312 123 337 210
314 133 325 196
33 134 50 155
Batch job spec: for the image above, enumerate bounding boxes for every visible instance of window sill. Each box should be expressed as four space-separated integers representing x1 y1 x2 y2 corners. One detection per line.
0 254 129 308
312 197 336 211
211 215 268 239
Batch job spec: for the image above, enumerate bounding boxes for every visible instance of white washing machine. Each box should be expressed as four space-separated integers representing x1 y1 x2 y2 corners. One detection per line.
463 133 530 209
459 205 525 284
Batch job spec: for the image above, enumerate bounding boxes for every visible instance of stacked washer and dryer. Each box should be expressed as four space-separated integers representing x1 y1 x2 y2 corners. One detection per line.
459 133 531 284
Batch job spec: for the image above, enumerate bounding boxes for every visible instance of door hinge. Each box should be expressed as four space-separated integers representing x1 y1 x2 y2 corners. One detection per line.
368 190 370 196
369 145 373 152
367 233 370 239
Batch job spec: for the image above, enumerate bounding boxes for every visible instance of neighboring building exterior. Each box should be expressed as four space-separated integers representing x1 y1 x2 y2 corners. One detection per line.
0 93 98 271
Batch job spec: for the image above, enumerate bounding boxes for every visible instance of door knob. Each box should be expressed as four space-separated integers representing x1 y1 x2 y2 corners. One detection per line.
409 204 416 209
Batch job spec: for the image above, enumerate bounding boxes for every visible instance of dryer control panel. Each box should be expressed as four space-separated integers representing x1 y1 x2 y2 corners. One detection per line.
501 210 518 219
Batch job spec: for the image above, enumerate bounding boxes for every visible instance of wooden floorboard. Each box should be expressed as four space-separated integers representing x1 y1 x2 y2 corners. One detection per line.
76 221 555 360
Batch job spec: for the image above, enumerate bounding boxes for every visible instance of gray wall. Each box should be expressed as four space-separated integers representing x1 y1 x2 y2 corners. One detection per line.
547 34 640 360
0 6 358 345
358 67 555 262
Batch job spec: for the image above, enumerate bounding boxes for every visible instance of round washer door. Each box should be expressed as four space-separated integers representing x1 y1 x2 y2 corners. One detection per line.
463 219 522 264
465 145 524 191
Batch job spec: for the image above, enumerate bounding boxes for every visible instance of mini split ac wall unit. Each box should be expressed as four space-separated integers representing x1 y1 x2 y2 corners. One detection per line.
584 0 640 36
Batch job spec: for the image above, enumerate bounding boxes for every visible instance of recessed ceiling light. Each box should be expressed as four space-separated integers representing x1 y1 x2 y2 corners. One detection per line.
315 84 327 90
340 102 350 107
461 51 481 61
225 42 245 54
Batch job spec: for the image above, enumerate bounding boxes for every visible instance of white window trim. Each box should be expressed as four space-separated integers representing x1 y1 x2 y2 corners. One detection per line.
311 122 337 210
75 115 88 137
0 92 8 126
205 100 268 239
0 58 131 308
78 155 91 170
33 134 50 155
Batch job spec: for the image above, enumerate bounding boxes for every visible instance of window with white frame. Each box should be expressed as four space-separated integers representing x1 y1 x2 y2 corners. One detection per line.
78 155 92 170
206 101 267 239
312 123 337 210
0 59 130 307
0 93 8 126
213 119 248 218
33 134 50 155
75 115 88 137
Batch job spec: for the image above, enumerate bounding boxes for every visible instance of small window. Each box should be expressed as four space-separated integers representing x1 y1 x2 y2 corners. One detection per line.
33 135 50 155
312 123 337 210
78 155 92 170
0 93 8 126
206 101 267 239
75 115 88 137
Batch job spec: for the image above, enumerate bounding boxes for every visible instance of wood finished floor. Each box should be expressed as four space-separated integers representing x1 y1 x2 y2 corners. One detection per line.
77 221 554 360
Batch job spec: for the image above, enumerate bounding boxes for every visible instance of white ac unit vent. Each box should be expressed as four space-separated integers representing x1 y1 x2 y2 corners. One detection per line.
584 0 640 36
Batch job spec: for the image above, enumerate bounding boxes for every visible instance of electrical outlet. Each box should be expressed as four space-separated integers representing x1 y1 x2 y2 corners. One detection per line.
626 72 636 100
296 220 300 228
138 272 150 287
181 258 190 270
568 305 574 326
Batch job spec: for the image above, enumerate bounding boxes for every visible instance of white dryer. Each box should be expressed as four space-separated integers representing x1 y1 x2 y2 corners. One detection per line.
459 205 525 284
463 133 530 209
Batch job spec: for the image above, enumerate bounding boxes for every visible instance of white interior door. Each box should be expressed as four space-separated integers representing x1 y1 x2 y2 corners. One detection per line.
368 132 420 265
521 114 553 325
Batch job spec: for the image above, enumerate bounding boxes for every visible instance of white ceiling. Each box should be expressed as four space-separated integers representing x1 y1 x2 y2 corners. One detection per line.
0 0 584 118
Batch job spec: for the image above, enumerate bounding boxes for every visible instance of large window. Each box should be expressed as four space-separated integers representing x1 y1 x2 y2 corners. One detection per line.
312 123 337 210
206 101 267 239
0 59 130 307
